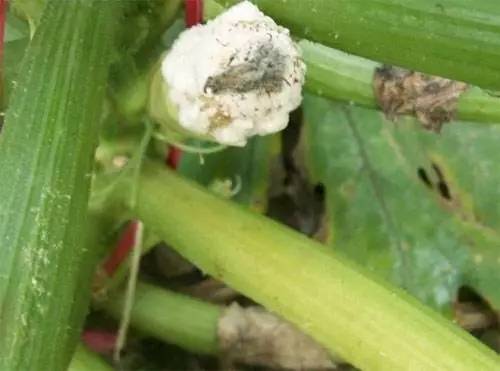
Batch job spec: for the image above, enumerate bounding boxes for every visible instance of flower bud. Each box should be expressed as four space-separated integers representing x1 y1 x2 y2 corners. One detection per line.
159 1 306 146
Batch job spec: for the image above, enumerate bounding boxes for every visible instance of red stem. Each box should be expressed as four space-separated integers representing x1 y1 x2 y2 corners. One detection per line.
82 330 117 355
185 0 204 28
166 147 183 169
102 221 139 276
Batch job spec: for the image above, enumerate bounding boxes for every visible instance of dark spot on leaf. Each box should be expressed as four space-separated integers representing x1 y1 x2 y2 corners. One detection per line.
431 162 444 180
267 108 325 236
431 163 452 200
314 183 325 200
437 181 451 200
435 3 445 12
417 167 432 188
455 286 498 334
458 286 485 302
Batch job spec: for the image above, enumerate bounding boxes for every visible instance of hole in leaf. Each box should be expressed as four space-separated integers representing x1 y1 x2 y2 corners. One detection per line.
458 285 485 302
455 286 498 337
267 107 325 237
417 167 432 188
431 162 444 180
432 162 452 200
313 183 325 199
437 181 451 200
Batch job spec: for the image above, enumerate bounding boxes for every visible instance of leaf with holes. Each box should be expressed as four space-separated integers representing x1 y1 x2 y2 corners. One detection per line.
178 135 278 211
303 94 500 313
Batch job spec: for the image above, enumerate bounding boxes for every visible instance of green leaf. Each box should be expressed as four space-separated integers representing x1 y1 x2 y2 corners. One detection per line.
0 1 122 370
4 10 31 103
4 38 29 102
406 119 500 312
303 94 500 312
178 135 278 211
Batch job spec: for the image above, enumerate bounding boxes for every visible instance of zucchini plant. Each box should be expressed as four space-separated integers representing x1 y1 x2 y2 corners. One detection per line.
2 0 500 370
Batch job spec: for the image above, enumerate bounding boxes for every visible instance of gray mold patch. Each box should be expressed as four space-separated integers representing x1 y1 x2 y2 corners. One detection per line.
204 43 287 95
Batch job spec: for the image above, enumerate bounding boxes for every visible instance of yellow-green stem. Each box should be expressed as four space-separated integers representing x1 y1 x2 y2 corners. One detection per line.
102 282 220 355
125 162 498 370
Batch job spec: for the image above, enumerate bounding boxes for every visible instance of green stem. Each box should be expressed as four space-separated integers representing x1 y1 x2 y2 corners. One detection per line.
300 39 377 108
102 282 220 355
125 162 498 370
0 2 121 370
217 0 500 91
113 222 144 361
68 345 112 371
300 40 500 124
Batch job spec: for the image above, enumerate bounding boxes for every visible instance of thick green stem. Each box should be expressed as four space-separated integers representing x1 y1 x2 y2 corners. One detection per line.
217 0 500 91
300 40 377 108
0 2 121 370
125 163 498 370
300 40 500 124
102 282 220 355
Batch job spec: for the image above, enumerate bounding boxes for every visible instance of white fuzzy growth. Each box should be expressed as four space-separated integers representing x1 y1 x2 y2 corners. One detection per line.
162 1 306 146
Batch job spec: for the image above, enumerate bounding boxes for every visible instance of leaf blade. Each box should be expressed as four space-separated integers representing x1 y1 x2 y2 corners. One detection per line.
0 2 121 369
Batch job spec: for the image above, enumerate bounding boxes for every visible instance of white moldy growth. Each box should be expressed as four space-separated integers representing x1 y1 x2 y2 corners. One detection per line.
162 1 306 146
218 303 337 369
